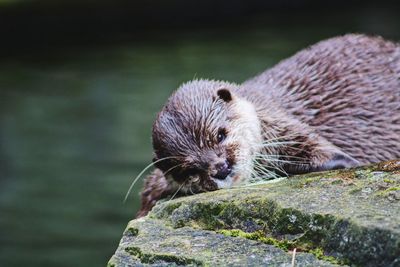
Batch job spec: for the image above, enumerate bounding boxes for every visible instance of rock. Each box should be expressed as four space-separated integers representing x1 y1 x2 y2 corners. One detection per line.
108 160 400 267
108 219 335 267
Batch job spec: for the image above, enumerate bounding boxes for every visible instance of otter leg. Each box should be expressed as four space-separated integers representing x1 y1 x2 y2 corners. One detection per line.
281 133 360 174
136 168 171 218
312 152 360 171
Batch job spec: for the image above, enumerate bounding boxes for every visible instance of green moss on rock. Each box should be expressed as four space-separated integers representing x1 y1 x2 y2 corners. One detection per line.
126 227 139 236
109 218 337 266
308 247 348 265
109 160 400 267
218 229 296 251
125 246 203 265
217 228 350 265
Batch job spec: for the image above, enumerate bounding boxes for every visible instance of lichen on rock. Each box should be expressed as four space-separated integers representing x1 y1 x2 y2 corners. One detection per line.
109 160 400 267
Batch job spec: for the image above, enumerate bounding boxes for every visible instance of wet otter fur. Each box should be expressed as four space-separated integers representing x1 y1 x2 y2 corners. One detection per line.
136 34 400 217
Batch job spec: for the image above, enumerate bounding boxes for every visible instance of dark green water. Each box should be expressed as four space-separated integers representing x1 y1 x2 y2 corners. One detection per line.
0 22 399 267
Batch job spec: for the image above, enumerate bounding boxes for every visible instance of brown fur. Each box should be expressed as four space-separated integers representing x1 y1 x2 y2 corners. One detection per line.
137 34 400 217
136 168 171 218
243 34 400 166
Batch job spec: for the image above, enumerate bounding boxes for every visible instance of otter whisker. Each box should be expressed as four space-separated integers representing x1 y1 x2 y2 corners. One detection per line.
251 161 281 181
189 184 195 195
267 160 287 175
254 152 310 163
254 156 292 176
267 154 309 161
259 133 308 144
253 158 287 178
261 166 284 179
250 170 278 182
254 156 292 163
187 176 199 195
257 143 307 154
251 166 273 180
254 156 307 166
258 141 305 147
256 141 307 157
169 182 186 202
254 172 276 181
123 156 181 203
190 176 200 183
163 163 185 176
259 132 303 143
232 176 287 189
153 180 187 217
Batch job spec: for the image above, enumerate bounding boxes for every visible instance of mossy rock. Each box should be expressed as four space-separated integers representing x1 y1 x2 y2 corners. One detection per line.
109 160 400 267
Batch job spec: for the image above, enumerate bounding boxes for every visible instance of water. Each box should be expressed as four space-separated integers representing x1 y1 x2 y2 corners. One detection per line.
0 24 399 267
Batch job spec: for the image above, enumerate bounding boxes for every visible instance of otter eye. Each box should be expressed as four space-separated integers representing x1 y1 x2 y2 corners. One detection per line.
217 129 226 143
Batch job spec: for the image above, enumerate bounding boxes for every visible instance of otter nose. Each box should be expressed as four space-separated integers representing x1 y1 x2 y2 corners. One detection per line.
212 161 232 180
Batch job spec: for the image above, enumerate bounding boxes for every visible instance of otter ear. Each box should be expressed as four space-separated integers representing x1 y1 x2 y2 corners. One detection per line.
217 88 232 103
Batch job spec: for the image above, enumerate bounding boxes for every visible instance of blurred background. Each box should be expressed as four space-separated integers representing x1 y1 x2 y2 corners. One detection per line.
0 0 399 266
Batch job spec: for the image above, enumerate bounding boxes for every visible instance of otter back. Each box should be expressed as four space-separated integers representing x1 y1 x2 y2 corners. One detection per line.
243 34 400 164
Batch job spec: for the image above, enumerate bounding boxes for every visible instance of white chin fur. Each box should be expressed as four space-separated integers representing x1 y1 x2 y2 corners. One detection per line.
212 175 233 189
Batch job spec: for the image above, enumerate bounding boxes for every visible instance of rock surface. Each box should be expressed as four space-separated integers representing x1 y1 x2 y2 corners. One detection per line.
108 160 400 267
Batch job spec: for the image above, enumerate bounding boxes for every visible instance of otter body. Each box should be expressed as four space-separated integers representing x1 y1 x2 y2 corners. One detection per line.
137 34 400 217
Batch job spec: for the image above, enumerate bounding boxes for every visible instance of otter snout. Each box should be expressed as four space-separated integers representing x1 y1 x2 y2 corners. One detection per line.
211 160 232 180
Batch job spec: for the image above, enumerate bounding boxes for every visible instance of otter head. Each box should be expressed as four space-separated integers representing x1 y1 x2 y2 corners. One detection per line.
152 79 262 193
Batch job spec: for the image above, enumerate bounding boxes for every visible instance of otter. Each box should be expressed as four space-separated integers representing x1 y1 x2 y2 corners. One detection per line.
136 34 400 217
